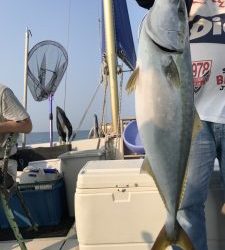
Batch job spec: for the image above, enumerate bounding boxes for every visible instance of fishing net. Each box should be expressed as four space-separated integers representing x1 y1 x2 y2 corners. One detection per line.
27 40 68 146
27 40 68 101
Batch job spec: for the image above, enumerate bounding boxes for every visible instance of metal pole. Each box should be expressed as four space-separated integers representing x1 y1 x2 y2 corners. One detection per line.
22 27 31 148
49 94 53 147
103 0 119 134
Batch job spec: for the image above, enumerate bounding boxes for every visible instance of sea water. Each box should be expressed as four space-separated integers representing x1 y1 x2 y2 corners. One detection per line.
18 130 89 145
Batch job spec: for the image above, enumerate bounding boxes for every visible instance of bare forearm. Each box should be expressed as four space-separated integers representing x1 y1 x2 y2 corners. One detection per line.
0 118 32 134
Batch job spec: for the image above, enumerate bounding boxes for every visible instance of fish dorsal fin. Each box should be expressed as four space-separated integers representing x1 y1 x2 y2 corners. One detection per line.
126 67 139 94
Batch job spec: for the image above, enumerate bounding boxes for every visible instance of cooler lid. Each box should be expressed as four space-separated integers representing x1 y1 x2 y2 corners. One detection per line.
76 159 157 189
58 149 105 159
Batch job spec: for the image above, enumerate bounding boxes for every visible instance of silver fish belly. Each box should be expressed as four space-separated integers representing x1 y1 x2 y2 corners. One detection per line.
127 0 195 249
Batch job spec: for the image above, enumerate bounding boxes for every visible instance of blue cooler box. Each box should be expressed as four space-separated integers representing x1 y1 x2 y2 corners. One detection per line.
0 178 67 228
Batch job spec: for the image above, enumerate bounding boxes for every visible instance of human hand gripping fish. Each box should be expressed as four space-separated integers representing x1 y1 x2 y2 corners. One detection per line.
126 0 201 249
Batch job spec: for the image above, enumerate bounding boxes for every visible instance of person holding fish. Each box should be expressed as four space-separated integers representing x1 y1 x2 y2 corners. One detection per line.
133 0 225 249
0 84 32 188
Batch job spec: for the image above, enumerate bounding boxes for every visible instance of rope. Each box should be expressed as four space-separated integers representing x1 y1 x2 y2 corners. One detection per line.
117 63 124 132
99 57 109 135
100 80 108 134
69 11 104 142
114 63 124 158
0 134 27 250
70 81 102 141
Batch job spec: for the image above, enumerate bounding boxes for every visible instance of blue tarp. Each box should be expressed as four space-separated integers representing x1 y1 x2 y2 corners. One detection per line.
101 0 136 70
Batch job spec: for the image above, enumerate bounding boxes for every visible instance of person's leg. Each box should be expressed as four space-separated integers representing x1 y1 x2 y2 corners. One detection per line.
172 121 216 250
6 159 17 188
218 123 225 206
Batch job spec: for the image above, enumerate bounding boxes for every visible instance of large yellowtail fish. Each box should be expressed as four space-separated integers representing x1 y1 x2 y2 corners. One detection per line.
127 0 198 249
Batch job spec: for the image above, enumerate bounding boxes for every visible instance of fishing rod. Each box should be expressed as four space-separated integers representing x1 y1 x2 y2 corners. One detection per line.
0 133 34 250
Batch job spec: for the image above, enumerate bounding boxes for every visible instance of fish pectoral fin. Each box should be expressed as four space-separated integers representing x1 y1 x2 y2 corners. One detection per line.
126 67 139 94
163 56 180 88
141 156 153 176
192 109 202 140
152 223 195 250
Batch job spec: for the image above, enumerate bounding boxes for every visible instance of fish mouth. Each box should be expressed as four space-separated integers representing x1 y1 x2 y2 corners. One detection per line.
152 39 183 54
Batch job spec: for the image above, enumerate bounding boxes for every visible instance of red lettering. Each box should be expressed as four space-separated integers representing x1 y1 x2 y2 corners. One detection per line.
192 60 212 83
216 75 224 85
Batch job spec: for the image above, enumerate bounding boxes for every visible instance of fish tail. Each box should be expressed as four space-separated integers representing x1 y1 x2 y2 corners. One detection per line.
151 226 170 250
151 222 195 250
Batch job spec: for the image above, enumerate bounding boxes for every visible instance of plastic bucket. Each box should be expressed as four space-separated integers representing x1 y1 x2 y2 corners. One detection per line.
123 120 145 154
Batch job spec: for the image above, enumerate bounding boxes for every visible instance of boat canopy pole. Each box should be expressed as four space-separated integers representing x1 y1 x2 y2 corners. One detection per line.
103 0 119 134
49 94 54 147
22 27 31 148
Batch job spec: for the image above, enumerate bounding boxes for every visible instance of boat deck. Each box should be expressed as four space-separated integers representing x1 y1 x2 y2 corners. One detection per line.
0 226 79 250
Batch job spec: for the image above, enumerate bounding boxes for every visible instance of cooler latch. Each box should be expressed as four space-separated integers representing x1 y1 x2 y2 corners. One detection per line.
113 185 130 202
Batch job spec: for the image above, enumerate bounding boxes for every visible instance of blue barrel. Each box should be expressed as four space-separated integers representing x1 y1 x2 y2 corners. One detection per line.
123 120 145 154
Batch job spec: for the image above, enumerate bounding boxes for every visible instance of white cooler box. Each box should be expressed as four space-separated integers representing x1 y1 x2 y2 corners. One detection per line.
59 149 105 217
75 159 225 250
75 159 166 250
